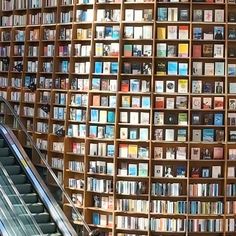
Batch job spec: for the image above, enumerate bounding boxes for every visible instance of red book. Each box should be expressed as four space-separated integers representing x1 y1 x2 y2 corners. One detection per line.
121 80 129 92
155 97 164 108
192 45 202 58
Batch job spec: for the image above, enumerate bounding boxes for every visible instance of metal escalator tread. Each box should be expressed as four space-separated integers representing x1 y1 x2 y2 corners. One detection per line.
0 141 62 235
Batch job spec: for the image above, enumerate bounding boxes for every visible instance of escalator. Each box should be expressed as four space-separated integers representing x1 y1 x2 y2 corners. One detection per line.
0 124 78 236
0 136 61 235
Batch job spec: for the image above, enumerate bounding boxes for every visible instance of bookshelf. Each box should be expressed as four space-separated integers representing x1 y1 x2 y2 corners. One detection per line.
0 0 236 235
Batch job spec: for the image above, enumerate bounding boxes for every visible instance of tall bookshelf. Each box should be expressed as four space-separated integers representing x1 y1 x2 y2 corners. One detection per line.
1 0 236 235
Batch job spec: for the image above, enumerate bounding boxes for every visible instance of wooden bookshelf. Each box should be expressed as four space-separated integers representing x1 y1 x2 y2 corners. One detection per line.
1 0 236 235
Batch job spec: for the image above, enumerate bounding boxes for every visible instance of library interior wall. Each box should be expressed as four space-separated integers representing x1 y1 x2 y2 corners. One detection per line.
1 0 236 235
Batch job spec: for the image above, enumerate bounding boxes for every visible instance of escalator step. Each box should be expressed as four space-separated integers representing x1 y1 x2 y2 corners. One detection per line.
0 156 15 165
38 223 57 234
0 147 9 156
27 203 44 214
21 193 38 203
15 183 32 194
4 165 21 175
11 174 27 184
0 139 5 148
33 212 50 223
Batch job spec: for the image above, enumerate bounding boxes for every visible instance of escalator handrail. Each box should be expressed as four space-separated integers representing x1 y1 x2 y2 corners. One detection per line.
0 164 44 235
0 123 78 236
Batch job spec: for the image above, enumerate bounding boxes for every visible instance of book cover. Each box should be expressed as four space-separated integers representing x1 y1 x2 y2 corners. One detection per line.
166 81 175 93
167 45 177 57
192 129 201 142
154 165 163 177
156 43 167 57
138 163 148 177
167 25 177 39
214 113 223 126
178 63 188 76
192 97 201 109
128 164 138 176
157 27 166 39
177 129 187 141
192 45 202 58
178 44 188 58
202 128 214 142
167 61 178 75
193 27 202 39
191 147 200 160
157 7 168 21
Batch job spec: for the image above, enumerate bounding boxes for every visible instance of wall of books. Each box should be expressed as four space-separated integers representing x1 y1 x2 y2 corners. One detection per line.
1 0 236 235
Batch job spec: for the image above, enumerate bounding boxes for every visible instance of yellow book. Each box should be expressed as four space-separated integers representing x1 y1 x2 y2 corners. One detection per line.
128 144 138 158
157 27 166 40
178 43 189 57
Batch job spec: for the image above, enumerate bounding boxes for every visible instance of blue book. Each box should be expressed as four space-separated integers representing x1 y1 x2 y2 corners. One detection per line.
202 128 214 142
107 111 115 123
107 144 115 157
214 113 223 126
90 109 99 122
111 62 118 74
75 109 82 121
94 62 103 74
89 125 97 138
105 26 112 38
157 7 167 21
112 26 120 39
92 212 100 225
24 75 32 87
92 78 101 90
179 63 188 76
193 27 202 40
168 61 178 75
142 96 151 108
105 125 114 138
75 94 82 105
128 164 138 176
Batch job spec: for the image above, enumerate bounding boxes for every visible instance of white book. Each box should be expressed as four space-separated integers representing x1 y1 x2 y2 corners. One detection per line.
165 129 175 141
125 9 134 21
168 8 178 21
154 165 163 177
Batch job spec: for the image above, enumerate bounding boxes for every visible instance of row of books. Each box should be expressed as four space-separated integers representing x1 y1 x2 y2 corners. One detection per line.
89 161 114 175
51 157 64 170
189 201 223 214
116 199 149 212
68 161 84 172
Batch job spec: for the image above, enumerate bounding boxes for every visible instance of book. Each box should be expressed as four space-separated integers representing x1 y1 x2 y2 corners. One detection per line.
202 128 214 142
167 61 178 75
193 27 202 39
192 45 202 58
167 25 177 39
178 25 188 39
193 9 203 22
158 7 168 21
166 81 175 93
192 97 201 109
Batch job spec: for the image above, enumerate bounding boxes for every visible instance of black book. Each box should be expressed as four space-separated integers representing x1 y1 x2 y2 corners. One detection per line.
192 113 202 125
165 113 178 125
203 113 213 125
179 9 189 21
203 82 213 93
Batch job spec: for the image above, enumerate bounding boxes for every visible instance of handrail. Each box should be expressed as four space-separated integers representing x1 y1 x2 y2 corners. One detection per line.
0 96 100 236
0 162 44 235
